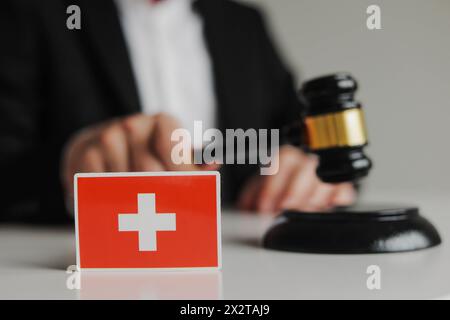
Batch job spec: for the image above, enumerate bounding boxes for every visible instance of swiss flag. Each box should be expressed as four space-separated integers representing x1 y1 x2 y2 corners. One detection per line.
74 172 221 270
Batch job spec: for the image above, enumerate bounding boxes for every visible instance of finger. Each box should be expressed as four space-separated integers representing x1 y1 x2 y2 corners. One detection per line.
121 114 164 171
198 163 222 171
130 144 165 172
78 145 105 173
255 148 300 213
61 124 110 197
63 144 105 196
133 154 165 171
97 123 129 172
151 113 201 171
237 175 261 211
277 157 320 211
304 183 336 211
331 183 356 206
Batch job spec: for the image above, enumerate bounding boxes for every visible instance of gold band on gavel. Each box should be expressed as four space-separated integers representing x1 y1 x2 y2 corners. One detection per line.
305 108 368 150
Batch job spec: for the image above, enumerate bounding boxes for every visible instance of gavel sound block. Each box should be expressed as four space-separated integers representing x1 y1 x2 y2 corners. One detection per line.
263 73 441 254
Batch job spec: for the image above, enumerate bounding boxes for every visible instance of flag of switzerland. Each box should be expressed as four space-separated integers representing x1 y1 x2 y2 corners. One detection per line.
74 172 221 270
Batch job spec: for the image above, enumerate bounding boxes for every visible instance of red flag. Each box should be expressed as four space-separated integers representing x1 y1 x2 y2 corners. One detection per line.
75 171 221 270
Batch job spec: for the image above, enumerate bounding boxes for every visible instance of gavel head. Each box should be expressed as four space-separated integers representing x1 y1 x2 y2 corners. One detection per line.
301 73 372 183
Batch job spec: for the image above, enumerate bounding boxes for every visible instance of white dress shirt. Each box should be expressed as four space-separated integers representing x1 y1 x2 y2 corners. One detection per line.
115 0 217 135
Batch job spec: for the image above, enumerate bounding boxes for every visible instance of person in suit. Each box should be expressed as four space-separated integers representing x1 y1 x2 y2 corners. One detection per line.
0 0 355 223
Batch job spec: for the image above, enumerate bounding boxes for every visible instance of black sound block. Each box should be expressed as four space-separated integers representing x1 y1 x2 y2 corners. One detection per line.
262 204 442 254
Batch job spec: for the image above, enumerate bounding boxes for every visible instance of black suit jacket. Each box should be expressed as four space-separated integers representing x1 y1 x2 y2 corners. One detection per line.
0 0 302 223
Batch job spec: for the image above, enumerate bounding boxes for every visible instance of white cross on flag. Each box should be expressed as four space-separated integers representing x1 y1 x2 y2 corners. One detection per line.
118 193 177 252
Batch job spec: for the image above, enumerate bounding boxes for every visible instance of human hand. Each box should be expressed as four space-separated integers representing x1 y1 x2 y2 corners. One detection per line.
237 145 356 213
61 113 218 199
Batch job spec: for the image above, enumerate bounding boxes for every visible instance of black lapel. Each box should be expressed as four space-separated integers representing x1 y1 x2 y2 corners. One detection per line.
79 0 141 115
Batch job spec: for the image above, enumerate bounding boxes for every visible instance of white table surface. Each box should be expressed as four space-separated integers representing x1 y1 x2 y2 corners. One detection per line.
1 191 449 300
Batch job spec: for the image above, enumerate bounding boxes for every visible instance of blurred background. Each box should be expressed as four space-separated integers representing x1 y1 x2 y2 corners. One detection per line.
243 0 450 195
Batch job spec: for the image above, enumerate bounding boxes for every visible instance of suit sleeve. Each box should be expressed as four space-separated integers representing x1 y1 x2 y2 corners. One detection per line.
0 0 43 221
253 9 305 131
224 7 306 204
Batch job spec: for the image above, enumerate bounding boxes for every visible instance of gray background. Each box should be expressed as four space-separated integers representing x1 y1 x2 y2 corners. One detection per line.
243 0 450 194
